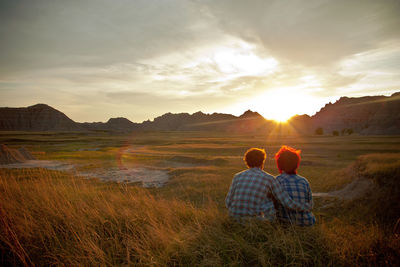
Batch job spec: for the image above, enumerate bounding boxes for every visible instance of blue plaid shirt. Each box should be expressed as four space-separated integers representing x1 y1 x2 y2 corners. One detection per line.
276 173 316 226
225 168 311 221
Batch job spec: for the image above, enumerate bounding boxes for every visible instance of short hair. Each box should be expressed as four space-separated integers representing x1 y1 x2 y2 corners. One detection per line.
275 146 301 174
244 148 266 168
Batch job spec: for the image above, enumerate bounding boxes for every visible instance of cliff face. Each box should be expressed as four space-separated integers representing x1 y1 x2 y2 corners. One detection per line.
0 104 83 131
311 93 400 135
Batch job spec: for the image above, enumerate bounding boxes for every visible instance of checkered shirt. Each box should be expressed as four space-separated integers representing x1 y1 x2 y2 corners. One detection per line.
275 173 316 226
225 168 311 221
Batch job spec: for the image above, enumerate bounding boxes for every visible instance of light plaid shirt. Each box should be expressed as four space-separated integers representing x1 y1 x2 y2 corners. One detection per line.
225 168 311 221
276 173 316 226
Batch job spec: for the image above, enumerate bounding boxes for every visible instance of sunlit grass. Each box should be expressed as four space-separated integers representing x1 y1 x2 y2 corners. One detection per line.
1 153 399 265
0 132 399 265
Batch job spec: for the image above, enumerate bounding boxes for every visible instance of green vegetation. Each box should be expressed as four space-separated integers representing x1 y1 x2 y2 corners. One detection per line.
0 131 399 266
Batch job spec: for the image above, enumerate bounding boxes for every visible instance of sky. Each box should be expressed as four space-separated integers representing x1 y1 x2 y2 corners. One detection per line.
0 0 399 122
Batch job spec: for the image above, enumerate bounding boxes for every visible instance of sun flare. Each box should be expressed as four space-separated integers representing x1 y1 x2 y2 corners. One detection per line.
246 88 325 122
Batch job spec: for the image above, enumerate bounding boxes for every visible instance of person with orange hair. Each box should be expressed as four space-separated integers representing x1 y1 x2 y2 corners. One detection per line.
226 148 311 221
274 146 316 226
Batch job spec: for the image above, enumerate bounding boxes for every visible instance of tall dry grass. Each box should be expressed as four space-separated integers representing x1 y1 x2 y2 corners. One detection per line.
1 153 399 266
0 168 218 265
0 168 327 266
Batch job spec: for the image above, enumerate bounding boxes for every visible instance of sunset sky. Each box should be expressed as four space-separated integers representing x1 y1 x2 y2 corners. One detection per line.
1 0 399 122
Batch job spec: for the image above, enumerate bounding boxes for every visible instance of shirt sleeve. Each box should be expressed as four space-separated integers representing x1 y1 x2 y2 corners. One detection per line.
225 176 236 208
270 178 311 212
307 183 314 208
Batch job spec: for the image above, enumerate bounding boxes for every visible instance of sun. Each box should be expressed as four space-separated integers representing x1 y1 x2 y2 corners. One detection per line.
247 88 322 122
269 112 292 123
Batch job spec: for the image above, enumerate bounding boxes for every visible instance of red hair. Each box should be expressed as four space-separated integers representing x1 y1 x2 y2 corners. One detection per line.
274 146 301 174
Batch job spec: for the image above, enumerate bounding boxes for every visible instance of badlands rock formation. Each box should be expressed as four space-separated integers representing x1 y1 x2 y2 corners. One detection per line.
0 144 35 164
312 92 400 135
0 104 82 131
0 92 399 134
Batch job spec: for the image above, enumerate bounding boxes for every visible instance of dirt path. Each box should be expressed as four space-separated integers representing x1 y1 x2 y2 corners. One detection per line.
313 177 374 201
78 167 169 187
0 160 169 188
0 160 74 171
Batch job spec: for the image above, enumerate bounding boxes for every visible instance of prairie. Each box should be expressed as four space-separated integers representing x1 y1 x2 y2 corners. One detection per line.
0 131 399 266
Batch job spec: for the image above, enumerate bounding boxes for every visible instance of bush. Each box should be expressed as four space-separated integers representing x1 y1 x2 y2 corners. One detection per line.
332 130 339 136
315 127 324 135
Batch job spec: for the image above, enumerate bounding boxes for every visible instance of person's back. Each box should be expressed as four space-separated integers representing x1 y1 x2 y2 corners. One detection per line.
274 146 316 226
276 173 315 226
226 167 277 220
226 148 311 221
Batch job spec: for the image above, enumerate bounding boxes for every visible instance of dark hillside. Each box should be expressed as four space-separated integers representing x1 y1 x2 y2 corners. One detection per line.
0 104 83 131
312 93 400 135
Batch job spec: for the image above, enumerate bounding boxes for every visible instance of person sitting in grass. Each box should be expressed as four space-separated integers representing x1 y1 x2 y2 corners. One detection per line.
225 148 311 221
274 146 316 226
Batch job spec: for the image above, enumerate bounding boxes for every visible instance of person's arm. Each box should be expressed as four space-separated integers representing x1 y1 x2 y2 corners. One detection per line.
270 178 311 212
225 177 236 208
307 183 314 208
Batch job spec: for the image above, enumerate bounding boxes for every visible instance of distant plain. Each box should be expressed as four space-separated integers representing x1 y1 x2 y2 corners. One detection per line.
1 131 399 265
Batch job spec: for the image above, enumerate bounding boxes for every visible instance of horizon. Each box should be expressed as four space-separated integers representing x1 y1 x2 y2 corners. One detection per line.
1 1 399 122
4 90 399 124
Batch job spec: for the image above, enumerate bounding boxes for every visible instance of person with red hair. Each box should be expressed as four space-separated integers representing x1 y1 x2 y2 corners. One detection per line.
225 148 312 221
274 146 316 226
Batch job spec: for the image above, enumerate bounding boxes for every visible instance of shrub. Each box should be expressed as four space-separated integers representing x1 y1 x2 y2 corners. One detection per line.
315 127 324 135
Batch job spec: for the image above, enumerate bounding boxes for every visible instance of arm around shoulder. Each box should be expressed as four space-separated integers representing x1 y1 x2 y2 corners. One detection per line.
270 178 311 212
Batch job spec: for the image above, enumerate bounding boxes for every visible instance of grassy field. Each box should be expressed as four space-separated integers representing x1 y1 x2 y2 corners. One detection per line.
0 131 399 266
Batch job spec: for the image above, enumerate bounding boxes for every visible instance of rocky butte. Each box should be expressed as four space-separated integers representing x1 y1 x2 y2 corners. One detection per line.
0 104 83 131
0 92 399 134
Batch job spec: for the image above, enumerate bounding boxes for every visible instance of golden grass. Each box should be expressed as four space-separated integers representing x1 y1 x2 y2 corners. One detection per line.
1 130 400 267
1 158 399 266
0 168 219 265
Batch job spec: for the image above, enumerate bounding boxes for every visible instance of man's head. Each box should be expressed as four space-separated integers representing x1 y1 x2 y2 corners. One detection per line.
244 148 266 168
275 146 301 174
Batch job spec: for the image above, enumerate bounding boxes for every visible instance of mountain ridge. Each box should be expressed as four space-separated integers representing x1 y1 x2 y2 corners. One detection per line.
0 92 399 134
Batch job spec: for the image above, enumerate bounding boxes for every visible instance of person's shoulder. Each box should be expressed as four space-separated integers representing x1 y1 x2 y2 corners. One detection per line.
257 169 274 181
257 169 273 177
276 173 289 182
234 169 251 178
295 174 310 185
235 168 273 179
275 173 284 179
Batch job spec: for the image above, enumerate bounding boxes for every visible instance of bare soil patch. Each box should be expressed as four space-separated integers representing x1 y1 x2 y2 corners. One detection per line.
78 167 169 187
0 160 74 171
313 177 374 201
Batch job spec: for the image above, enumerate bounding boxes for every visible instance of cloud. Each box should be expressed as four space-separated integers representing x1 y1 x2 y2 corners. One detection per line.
0 0 221 76
0 0 399 122
204 0 400 66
